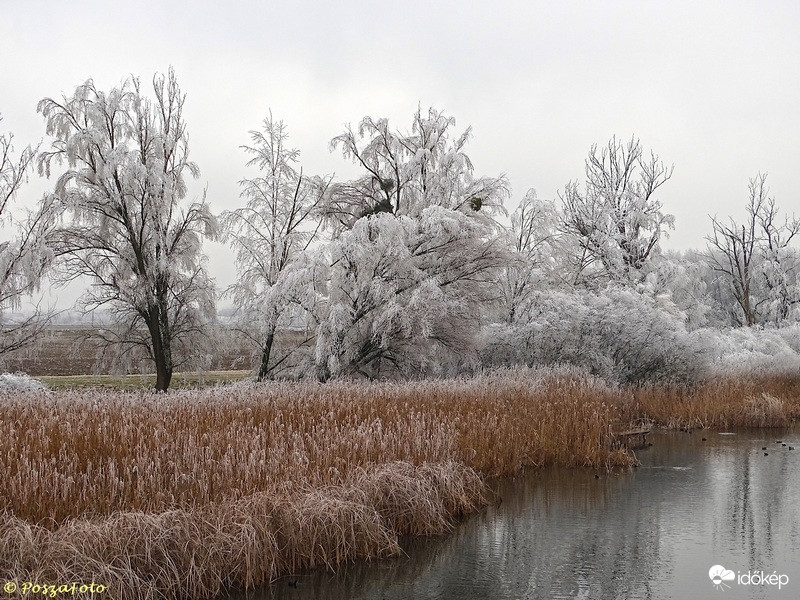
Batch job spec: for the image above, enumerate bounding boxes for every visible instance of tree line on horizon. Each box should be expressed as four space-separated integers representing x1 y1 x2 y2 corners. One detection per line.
1 69 798 390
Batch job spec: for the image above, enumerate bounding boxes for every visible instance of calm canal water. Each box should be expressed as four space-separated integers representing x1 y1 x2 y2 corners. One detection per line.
237 429 800 600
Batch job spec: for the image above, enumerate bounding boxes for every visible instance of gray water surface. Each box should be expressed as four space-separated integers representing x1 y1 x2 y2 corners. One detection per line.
240 430 800 599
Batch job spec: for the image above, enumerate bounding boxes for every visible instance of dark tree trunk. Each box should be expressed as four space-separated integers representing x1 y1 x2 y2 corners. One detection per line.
146 304 174 392
257 327 276 381
155 355 173 392
737 282 757 327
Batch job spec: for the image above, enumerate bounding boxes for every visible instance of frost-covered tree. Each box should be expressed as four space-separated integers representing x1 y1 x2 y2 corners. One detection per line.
643 250 716 331
707 174 800 326
315 108 509 379
37 69 217 390
0 117 34 220
323 107 507 228
496 189 561 325
706 177 763 327
316 208 506 379
754 184 800 324
0 116 57 357
221 113 328 380
560 136 674 285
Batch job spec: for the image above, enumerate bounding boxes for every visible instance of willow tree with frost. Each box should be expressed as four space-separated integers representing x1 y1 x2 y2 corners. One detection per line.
37 69 217 390
315 108 509 379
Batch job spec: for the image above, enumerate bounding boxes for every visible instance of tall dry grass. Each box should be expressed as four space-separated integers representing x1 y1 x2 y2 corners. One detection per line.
0 370 631 599
2 461 480 599
6 371 800 598
630 374 800 429
0 370 631 525
9 370 798 598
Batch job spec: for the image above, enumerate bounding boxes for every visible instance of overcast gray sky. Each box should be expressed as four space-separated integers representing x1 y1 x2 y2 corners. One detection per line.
2 0 799 302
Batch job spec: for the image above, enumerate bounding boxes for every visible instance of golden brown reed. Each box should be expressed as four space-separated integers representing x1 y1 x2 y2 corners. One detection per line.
0 370 630 525
4 371 799 598
1 370 631 599
2 463 468 599
630 374 800 429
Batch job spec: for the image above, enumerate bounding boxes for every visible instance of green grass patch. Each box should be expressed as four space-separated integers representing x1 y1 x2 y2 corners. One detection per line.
37 370 252 390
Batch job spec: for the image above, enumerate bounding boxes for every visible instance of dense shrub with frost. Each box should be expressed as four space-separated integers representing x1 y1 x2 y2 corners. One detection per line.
694 325 800 375
0 372 47 391
481 288 703 384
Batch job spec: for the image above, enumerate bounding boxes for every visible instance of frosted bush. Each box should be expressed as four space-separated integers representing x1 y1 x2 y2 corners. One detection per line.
695 326 800 375
481 288 704 385
0 372 48 392
772 324 800 354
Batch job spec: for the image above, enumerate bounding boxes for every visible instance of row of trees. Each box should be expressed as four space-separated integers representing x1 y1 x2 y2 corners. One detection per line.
1 70 798 389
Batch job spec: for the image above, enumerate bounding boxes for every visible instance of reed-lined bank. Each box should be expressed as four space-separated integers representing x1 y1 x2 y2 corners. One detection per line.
2 370 799 599
630 374 800 429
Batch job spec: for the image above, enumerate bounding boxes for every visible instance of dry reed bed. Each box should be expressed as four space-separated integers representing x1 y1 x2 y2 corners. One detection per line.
631 374 800 429
2 461 484 600
1 371 630 599
4 372 800 598
0 372 630 525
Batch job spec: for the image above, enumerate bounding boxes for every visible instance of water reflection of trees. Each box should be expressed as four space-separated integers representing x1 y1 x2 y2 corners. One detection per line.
711 431 800 569
494 469 662 600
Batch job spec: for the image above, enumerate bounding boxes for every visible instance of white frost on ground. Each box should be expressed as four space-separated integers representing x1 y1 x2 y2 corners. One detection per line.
0 372 48 391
